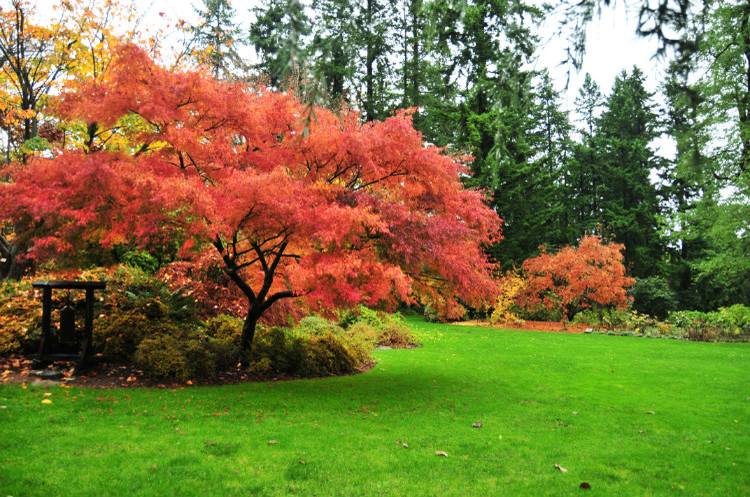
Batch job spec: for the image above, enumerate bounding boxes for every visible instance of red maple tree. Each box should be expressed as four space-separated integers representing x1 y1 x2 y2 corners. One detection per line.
0 45 501 357
517 235 635 320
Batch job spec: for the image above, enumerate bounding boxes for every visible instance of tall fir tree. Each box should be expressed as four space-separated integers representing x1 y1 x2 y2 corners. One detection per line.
249 0 310 88
595 67 663 278
566 73 605 236
191 0 246 79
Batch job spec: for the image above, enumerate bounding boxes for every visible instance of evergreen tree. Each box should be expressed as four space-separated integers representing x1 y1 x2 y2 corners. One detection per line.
191 0 246 79
566 73 604 236
595 68 663 278
249 0 310 88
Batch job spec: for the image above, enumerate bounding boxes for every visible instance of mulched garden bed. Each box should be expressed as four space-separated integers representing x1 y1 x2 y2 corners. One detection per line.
0 355 376 389
454 320 589 334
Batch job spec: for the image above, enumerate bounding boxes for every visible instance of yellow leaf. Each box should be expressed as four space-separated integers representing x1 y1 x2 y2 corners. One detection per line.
41 399 53 404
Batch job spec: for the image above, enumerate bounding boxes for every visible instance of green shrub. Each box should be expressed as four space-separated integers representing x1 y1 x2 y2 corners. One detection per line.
248 317 375 379
96 308 185 360
134 334 193 381
294 315 345 337
121 250 160 274
133 326 241 381
339 307 419 348
667 305 750 341
295 331 360 376
630 276 677 319
573 308 667 336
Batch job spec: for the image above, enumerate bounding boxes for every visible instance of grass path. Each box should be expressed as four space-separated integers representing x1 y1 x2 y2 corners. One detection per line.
1 319 749 496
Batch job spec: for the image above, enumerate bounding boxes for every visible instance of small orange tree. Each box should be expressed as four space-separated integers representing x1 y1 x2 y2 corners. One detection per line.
517 236 635 320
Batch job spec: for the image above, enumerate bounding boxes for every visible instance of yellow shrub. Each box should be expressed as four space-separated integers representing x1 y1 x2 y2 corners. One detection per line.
490 273 526 325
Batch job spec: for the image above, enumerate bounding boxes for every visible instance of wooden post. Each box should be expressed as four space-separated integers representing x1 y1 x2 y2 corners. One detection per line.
81 288 95 366
37 286 53 362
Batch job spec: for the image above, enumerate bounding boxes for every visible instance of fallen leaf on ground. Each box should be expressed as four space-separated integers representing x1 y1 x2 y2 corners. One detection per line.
554 463 568 473
43 392 52 397
580 482 591 489
41 399 52 405
402 442 409 448
435 450 448 457
646 410 655 415
472 422 483 429
267 440 279 445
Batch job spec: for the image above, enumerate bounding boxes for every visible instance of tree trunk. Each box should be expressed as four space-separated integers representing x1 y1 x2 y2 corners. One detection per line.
240 309 259 367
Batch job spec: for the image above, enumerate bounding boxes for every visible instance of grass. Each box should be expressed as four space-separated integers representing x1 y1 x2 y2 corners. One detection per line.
1 318 749 496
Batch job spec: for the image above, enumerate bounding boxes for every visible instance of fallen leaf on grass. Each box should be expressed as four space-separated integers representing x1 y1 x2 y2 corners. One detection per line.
472 422 483 429
41 399 52 405
43 392 52 397
402 442 409 448
646 410 655 415
267 440 279 445
435 450 448 457
554 463 568 473
580 482 591 489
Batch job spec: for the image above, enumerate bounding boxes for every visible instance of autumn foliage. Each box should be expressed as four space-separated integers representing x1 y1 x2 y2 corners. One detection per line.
0 45 501 354
517 236 635 320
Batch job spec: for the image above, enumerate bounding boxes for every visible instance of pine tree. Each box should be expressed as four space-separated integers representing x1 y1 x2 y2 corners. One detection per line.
596 67 663 278
249 0 310 88
567 73 604 236
191 0 246 79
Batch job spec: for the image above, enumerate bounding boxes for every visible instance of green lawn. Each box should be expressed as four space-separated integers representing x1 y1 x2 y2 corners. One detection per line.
1 319 749 497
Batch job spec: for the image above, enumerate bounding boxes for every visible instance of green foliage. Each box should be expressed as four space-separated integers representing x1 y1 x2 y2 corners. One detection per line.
248 316 375 378
96 311 184 360
121 250 160 274
134 334 193 381
339 307 419 348
668 305 750 341
572 308 666 336
630 276 678 319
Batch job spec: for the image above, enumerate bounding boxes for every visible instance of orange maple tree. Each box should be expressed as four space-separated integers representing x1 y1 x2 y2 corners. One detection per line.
517 235 635 320
0 45 501 357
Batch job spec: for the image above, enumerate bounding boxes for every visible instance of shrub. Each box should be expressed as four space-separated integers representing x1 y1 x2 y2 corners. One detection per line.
490 273 525 325
0 280 41 355
133 325 242 381
518 236 634 320
121 250 160 274
248 316 376 378
573 308 666 336
339 307 419 348
134 334 192 381
630 276 677 319
295 315 344 337
667 305 750 341
95 311 184 360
